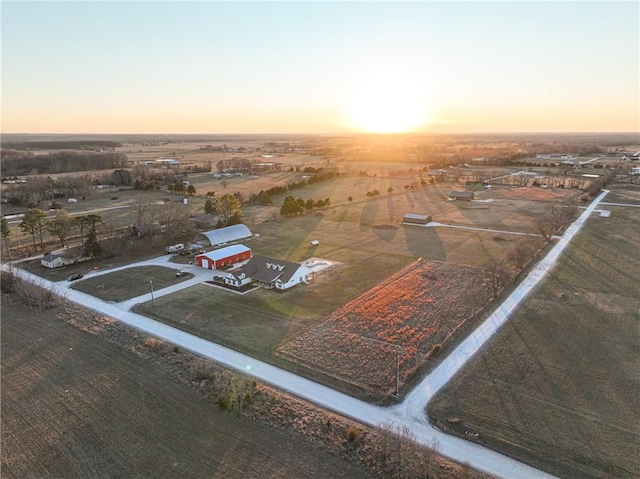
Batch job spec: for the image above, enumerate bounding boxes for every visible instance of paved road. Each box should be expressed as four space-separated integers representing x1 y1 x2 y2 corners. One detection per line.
5 189 611 479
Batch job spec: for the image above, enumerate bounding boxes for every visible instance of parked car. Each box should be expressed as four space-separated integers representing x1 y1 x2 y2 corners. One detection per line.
175 270 189 278
67 273 83 282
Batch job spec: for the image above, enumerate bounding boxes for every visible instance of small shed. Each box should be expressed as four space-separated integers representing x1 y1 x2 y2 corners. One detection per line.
195 244 251 270
403 213 432 225
449 191 475 201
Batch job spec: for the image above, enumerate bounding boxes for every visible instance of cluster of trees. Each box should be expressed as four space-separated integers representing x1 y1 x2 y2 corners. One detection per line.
2 210 105 259
1 151 127 176
533 201 579 240
250 190 274 206
204 194 243 226
129 198 194 246
279 196 330 217
215 157 252 173
4 175 94 208
134 179 162 191
259 169 339 200
167 181 196 195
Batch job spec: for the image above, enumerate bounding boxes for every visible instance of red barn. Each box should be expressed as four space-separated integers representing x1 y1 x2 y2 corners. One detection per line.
195 244 251 270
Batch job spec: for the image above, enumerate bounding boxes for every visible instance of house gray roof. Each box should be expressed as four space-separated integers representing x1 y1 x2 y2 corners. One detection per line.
42 253 62 262
193 224 252 246
235 255 302 285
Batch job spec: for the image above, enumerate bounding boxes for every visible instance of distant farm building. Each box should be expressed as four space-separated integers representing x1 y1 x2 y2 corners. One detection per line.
426 169 446 178
195 244 251 270
229 254 313 291
190 214 220 229
403 213 432 225
155 158 180 166
193 224 252 247
449 191 475 201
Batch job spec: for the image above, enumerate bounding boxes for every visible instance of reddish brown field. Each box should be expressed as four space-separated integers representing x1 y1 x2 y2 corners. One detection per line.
278 260 489 395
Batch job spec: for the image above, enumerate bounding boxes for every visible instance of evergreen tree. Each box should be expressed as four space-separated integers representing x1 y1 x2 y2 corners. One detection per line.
20 208 47 250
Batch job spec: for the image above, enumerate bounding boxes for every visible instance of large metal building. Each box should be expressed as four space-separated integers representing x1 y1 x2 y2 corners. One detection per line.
193 224 252 247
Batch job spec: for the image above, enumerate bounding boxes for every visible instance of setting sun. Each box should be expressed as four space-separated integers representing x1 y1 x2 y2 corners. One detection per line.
346 72 431 133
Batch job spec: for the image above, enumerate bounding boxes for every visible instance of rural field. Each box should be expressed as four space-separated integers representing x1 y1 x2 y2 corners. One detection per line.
428 189 640 479
134 181 550 400
0 298 376 479
278 260 490 396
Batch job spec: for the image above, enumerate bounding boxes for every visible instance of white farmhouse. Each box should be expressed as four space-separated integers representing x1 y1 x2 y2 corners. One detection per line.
230 254 313 291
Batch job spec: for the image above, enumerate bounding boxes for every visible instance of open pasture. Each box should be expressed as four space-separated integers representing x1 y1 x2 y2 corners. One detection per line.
71 265 191 302
277 260 490 396
251 180 548 266
428 202 640 479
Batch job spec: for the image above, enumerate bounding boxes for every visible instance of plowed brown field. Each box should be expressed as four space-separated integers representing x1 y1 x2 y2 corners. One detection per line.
0 299 374 479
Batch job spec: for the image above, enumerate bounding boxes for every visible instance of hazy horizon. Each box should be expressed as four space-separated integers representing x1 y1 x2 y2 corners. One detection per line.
2 1 638 135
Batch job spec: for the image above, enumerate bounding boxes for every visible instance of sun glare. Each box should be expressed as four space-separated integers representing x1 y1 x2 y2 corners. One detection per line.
347 72 430 133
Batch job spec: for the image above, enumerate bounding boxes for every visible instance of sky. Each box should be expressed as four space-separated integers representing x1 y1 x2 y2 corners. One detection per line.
2 1 638 134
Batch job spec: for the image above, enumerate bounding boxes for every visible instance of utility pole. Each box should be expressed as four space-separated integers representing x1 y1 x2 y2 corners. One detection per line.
149 278 156 306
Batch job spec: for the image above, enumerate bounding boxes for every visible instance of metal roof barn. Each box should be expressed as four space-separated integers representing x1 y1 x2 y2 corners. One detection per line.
193 224 252 246
195 244 251 270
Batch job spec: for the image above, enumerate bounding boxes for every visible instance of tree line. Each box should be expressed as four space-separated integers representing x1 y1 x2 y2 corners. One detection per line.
1 211 104 260
251 169 339 206
280 196 331 217
1 151 128 176
1 140 121 150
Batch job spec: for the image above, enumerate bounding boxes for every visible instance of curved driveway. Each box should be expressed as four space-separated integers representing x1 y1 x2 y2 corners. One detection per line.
5 189 610 479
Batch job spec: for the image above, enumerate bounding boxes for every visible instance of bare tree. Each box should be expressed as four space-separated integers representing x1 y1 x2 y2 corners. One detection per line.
46 212 75 248
484 262 513 298
507 239 538 271
533 201 578 240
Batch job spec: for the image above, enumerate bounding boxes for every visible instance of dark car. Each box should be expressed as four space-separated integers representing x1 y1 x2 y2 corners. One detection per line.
67 273 84 282
175 270 189 278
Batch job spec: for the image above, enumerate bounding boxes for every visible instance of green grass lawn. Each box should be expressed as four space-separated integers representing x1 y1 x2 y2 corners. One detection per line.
71 266 192 302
